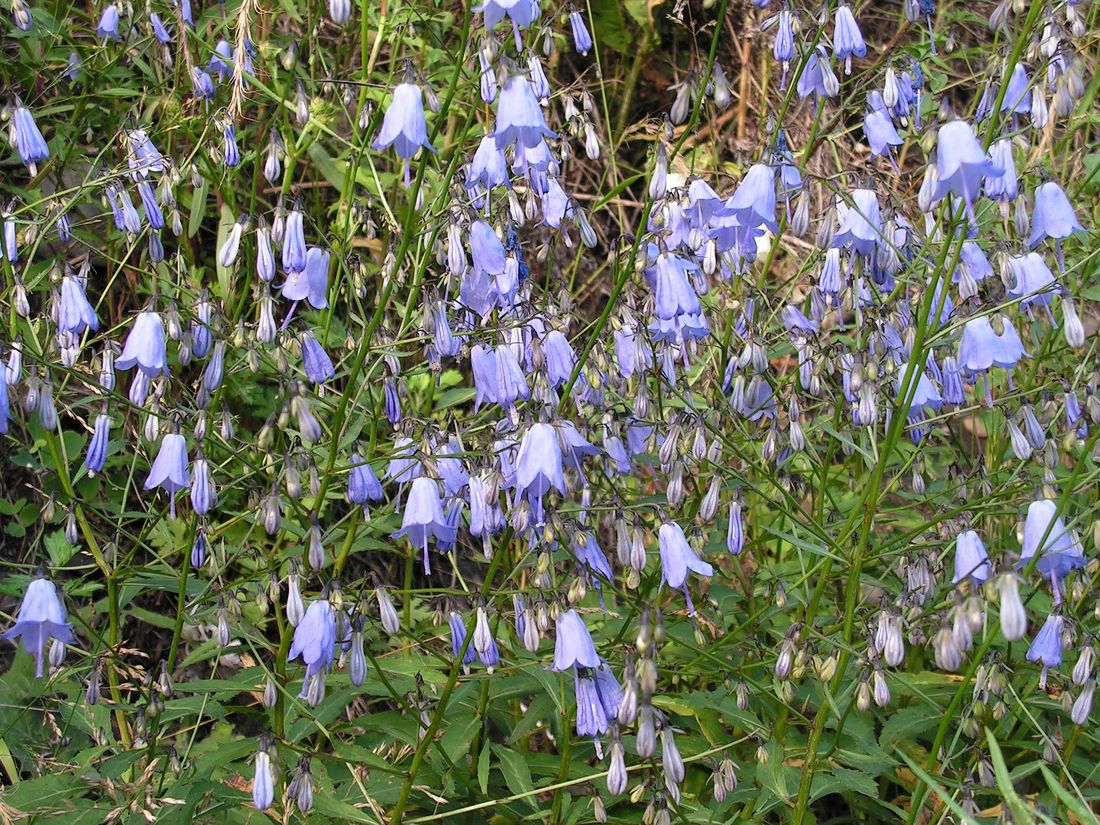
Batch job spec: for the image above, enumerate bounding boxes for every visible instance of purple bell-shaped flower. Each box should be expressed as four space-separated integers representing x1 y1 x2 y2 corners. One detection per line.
145 433 190 519
2 576 75 677
658 522 714 615
373 77 436 186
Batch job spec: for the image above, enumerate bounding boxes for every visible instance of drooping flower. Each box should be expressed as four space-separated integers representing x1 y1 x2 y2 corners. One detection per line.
252 748 274 810
832 3 866 74
514 422 565 525
2 576 75 677
1026 612 1064 689
281 247 330 310
190 456 216 515
863 98 903 169
552 609 601 671
833 188 883 256
569 9 592 54
477 0 540 49
347 452 384 511
1019 499 1085 595
953 529 991 584
795 46 840 104
116 311 168 376
57 273 99 336
449 611 478 667
300 330 334 383
392 477 458 574
9 102 50 175
1006 252 1058 313
288 597 338 704
932 120 999 214
574 664 622 740
85 413 111 475
282 205 308 274
1028 180 1085 269
956 315 1027 376
494 74 556 150
657 522 714 615
96 4 121 41
144 433 190 518
373 79 435 186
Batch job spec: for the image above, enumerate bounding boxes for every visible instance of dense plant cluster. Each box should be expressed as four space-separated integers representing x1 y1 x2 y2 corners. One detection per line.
0 0 1098 821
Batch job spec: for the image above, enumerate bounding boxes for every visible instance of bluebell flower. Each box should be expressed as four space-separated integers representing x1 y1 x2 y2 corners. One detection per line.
57 273 99 336
953 529 990 583
328 0 350 24
494 343 529 409
288 597 337 703
116 310 168 376
573 532 613 586
832 3 866 74
575 664 622 739
145 433 190 518
192 67 215 101
181 528 206 573
467 135 510 205
796 46 840 105
772 10 794 88
373 80 435 186
940 355 964 405
541 329 575 388
552 609 600 671
932 120 999 214
1028 180 1084 256
449 611 478 667
300 330 334 384
2 576 75 677
207 40 233 80
347 452 384 510
392 477 457 574
188 456 215 515
1020 499 1085 592
722 163 778 233
478 48 497 103
222 122 240 167
252 748 274 810
477 0 540 49
727 500 744 555
833 188 883 256
1000 63 1031 116
569 10 592 54
470 344 499 410
494 74 556 150
515 422 565 525
1026 612 1064 689
96 4 121 41
863 105 902 170
0 369 8 435
1006 252 1058 314
957 315 1027 376
431 301 462 358
150 12 171 43
65 52 82 82
56 212 72 243
473 606 500 670
985 138 1017 202
528 52 550 102
896 361 942 416
10 102 49 175
85 413 110 475
658 522 713 615
282 205 308 273
281 247 330 310
136 180 164 230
